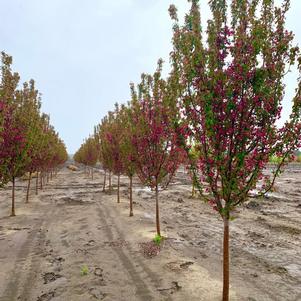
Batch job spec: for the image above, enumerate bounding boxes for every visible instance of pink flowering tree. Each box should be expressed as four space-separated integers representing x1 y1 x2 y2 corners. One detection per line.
1 53 67 209
130 61 185 236
0 102 27 216
169 1 301 300
94 124 109 192
15 79 42 202
0 52 27 216
119 103 137 216
105 104 124 203
74 136 98 179
0 100 10 187
98 114 115 192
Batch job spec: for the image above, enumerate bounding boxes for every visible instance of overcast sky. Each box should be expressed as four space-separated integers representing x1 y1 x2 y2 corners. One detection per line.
1 0 300 153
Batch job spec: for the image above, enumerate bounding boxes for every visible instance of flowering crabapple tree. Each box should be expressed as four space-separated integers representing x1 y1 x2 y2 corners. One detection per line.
98 114 115 192
169 0 301 300
94 124 109 192
104 104 124 203
119 103 137 216
35 114 52 190
0 101 11 187
42 126 68 183
0 104 26 216
0 52 27 216
74 136 98 179
187 144 202 198
84 137 98 180
0 52 20 188
21 111 67 196
0 52 67 213
15 79 42 202
130 60 185 236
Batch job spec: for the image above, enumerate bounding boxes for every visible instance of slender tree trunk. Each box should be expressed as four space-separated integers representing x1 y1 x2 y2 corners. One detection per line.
155 183 161 236
26 172 32 203
223 216 230 301
129 175 133 217
50 171 53 180
40 172 43 190
92 168 94 180
36 172 39 195
109 171 112 192
11 177 16 217
117 173 120 203
102 170 106 192
192 182 195 197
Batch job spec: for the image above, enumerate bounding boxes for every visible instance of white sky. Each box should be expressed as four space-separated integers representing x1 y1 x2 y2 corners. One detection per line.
0 0 300 153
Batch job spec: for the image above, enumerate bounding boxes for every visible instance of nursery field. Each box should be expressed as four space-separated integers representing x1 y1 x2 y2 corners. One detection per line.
0 165 300 301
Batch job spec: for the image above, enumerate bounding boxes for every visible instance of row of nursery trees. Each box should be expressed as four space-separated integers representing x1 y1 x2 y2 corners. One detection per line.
75 1 301 300
0 52 68 216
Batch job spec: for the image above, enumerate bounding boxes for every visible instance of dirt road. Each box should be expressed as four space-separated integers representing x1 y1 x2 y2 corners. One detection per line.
0 166 300 300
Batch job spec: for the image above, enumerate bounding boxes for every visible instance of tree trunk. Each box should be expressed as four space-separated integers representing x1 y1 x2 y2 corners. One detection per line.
92 168 94 180
102 170 106 192
40 172 43 190
155 183 161 236
192 182 195 197
109 171 112 192
11 177 16 216
50 171 53 180
222 216 230 301
26 172 32 203
117 173 120 203
36 172 39 195
129 175 133 216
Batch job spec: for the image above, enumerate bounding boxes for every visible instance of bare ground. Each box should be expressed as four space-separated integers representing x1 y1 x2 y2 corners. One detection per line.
0 166 300 301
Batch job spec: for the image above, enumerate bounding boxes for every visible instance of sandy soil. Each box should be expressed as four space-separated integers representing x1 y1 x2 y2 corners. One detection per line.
0 165 300 301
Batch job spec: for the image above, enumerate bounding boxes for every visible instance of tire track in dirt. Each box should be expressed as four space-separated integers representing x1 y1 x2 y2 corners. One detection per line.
0 224 42 301
18 206 59 301
0 189 59 301
0 220 43 301
96 201 169 301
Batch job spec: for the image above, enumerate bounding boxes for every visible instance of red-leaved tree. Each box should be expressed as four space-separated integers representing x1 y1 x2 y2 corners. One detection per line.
74 136 98 180
169 1 301 299
130 60 185 236
119 103 137 216
0 52 27 216
102 105 124 203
